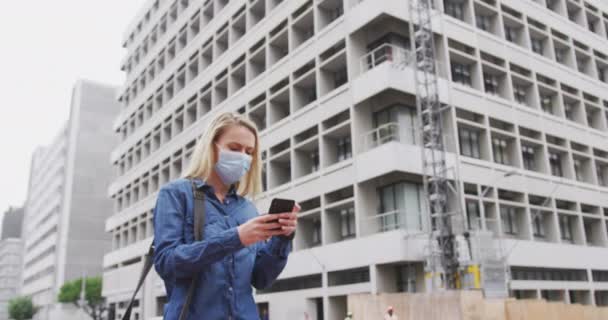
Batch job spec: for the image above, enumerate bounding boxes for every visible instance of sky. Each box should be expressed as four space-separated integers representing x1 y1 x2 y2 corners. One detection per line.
0 1 147 219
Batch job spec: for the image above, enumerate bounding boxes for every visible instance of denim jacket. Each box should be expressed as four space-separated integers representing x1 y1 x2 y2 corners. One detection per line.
153 178 291 320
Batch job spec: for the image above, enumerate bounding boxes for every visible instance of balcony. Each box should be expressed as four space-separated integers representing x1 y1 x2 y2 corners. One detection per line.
354 43 449 106
360 122 418 153
363 209 424 236
356 113 458 183
359 43 411 73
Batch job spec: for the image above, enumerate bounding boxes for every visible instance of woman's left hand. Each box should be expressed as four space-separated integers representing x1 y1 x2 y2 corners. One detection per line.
277 203 300 237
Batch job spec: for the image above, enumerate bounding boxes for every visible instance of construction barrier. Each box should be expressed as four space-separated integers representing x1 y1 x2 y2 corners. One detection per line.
347 291 608 320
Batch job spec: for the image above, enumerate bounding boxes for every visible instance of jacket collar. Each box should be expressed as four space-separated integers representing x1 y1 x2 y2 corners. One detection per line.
191 178 238 196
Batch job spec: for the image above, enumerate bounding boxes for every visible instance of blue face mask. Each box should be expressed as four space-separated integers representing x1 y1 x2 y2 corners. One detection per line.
215 147 252 185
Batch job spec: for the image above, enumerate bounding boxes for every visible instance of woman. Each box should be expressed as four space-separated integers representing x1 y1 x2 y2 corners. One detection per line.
153 112 299 320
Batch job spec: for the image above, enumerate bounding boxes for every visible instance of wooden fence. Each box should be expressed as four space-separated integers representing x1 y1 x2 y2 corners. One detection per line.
347 291 608 320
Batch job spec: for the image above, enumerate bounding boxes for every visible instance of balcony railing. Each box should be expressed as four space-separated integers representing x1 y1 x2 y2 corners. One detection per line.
361 122 419 152
360 44 412 72
365 210 423 234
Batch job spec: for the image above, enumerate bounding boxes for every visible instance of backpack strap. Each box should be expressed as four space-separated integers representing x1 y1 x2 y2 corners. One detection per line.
192 181 206 241
122 180 206 320
178 180 206 320
121 245 154 320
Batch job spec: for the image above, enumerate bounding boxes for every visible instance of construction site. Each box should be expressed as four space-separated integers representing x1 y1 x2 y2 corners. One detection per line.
104 0 608 318
348 291 608 320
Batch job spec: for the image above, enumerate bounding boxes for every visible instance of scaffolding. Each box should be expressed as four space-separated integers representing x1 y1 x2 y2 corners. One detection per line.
409 0 463 290
407 0 508 296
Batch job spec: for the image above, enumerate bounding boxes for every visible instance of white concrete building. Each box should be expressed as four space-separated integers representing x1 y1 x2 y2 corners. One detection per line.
0 207 24 320
0 239 23 320
21 80 120 320
106 0 608 318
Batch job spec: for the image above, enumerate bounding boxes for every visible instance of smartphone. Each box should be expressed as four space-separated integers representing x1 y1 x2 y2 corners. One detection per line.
268 198 295 214
266 198 295 231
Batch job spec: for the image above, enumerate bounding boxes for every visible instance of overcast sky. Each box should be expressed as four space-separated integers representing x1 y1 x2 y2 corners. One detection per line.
0 1 146 219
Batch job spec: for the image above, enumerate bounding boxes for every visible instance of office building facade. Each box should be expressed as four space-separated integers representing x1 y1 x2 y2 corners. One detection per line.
105 0 608 318
21 80 120 320
0 207 24 320
1 207 24 241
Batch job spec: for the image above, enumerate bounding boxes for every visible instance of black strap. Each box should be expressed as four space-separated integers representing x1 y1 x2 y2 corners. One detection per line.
178 181 206 320
121 180 206 320
120 245 154 320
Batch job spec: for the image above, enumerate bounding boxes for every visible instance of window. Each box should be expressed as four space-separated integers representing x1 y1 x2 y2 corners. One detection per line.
587 113 594 128
459 127 481 159
559 215 573 242
576 58 587 73
395 264 417 293
513 85 527 104
336 136 352 161
444 0 464 21
522 145 535 171
592 270 608 282
374 106 400 143
258 274 322 293
587 20 597 32
331 5 344 20
492 138 509 165
484 73 499 94
366 33 411 67
466 200 481 230
555 48 566 64
373 105 416 145
340 207 356 239
598 67 606 82
109 303 116 320
511 266 587 281
597 166 606 186
312 217 321 246
333 68 348 88
531 38 544 55
573 159 584 181
310 150 320 172
328 267 370 286
452 62 472 86
155 297 167 317
532 212 545 238
476 14 491 31
504 25 517 43
564 103 574 120
377 182 422 231
540 94 553 114
501 206 519 235
549 153 563 177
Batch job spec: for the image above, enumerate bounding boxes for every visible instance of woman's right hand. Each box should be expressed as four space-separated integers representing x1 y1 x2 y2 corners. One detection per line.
237 214 286 246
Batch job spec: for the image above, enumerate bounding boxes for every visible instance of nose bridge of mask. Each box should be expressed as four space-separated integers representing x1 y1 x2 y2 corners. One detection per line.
220 147 252 164
215 147 252 185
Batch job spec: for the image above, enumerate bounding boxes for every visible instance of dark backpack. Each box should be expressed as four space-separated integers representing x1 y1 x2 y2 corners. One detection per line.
122 180 206 320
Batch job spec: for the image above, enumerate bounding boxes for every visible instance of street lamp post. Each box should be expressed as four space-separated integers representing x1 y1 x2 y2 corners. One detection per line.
472 169 519 298
78 270 86 312
479 169 520 199
479 172 561 299
476 170 519 231
529 181 561 232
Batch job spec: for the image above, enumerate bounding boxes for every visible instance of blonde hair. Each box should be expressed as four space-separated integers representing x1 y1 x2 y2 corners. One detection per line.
184 112 262 197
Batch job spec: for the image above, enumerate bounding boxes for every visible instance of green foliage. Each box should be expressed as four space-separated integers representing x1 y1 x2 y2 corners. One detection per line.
8 296 36 320
58 278 81 303
57 276 106 320
85 277 103 304
57 276 103 305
